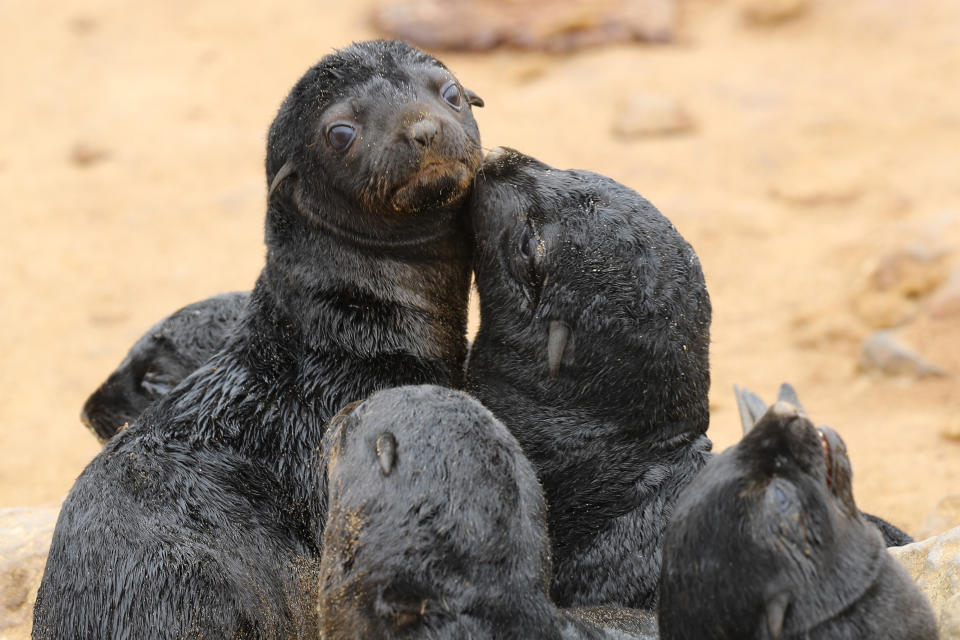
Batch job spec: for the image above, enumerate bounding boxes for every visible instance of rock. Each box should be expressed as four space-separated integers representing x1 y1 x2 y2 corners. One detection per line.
858 330 946 378
69 141 110 167
870 248 950 300
739 0 810 25
0 506 58 638
943 417 960 443
612 92 695 138
790 311 859 349
371 0 676 52
932 267 960 319
852 290 916 329
919 495 960 539
890 526 960 639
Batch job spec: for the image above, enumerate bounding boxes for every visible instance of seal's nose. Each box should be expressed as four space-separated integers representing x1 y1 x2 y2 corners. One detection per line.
409 118 439 148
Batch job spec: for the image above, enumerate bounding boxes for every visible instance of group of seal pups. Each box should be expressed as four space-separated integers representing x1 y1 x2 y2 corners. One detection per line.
36 40 937 639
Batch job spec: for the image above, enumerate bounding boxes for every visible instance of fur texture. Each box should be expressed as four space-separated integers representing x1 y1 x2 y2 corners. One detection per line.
318 384 658 640
658 402 937 639
81 292 249 441
465 148 713 609
34 40 482 639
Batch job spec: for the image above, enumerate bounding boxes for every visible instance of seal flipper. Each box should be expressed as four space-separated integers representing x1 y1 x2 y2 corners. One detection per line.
775 383 806 416
733 384 770 434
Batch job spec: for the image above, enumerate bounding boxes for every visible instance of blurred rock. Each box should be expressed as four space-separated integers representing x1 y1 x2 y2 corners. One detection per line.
371 0 676 52
942 417 960 443
932 267 960 319
890 526 960 638
854 247 951 329
858 330 945 378
0 506 58 637
739 0 810 25
69 141 110 168
790 311 859 349
919 495 960 539
612 92 694 138
870 248 950 299
768 172 862 207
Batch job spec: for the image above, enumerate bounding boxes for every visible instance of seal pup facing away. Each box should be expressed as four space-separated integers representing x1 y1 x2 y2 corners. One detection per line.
81 291 249 441
34 41 483 640
465 147 714 609
658 402 938 640
318 384 658 640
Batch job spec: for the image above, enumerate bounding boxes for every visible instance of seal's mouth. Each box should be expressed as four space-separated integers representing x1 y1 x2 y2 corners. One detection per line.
389 158 475 213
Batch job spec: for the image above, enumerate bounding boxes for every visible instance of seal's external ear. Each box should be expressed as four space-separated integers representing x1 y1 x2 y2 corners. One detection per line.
547 320 571 380
464 88 484 108
268 159 297 200
763 591 790 639
376 432 398 476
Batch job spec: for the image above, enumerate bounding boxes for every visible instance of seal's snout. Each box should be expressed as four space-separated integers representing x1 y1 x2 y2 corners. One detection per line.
408 118 439 148
770 401 799 420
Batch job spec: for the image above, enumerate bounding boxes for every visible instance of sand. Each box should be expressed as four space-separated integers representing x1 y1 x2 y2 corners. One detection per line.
1 0 958 535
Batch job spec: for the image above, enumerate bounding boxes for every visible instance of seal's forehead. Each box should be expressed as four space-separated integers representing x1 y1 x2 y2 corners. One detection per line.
312 42 447 101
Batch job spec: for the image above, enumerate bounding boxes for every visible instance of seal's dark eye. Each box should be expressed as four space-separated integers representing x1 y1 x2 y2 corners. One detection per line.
440 81 462 110
519 226 538 262
327 124 356 151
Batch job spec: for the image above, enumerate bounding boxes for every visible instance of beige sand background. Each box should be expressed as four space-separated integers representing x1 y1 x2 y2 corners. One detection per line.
1 0 958 536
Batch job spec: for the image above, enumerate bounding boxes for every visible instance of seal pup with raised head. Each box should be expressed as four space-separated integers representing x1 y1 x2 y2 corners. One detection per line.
658 401 937 639
466 147 714 609
81 292 249 441
34 40 483 639
734 382 913 545
318 384 658 640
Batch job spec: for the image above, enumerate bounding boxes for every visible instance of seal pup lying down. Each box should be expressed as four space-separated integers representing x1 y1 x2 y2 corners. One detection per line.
658 401 937 640
81 291 249 441
465 147 713 609
34 41 482 639
318 384 658 640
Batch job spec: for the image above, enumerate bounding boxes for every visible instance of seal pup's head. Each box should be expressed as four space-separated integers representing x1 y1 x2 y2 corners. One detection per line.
467 147 710 443
659 403 937 640
317 385 555 639
267 40 484 245
81 292 248 442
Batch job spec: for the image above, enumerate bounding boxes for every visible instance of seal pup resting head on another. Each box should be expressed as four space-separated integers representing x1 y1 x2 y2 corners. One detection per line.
81 292 249 441
318 384 658 640
658 400 937 640
76 38 487 443
466 147 712 609
35 41 483 639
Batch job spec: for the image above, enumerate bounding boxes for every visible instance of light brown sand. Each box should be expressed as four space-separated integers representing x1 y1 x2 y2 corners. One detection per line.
1 0 958 534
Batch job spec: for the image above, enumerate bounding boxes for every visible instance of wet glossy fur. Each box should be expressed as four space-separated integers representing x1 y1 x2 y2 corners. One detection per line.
466 149 713 609
318 385 658 640
659 405 937 640
81 292 249 441
34 41 480 639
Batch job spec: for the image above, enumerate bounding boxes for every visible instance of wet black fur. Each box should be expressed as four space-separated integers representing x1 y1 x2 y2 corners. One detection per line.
81 292 249 441
465 149 713 609
658 405 937 640
34 40 481 639
318 384 658 640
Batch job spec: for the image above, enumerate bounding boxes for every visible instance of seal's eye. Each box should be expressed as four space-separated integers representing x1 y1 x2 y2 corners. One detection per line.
440 80 462 110
519 226 538 263
327 124 357 151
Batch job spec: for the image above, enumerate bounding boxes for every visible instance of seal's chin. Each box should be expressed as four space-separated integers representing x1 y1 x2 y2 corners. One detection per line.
390 160 474 214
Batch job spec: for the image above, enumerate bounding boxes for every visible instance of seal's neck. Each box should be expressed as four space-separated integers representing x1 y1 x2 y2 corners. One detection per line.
258 197 471 361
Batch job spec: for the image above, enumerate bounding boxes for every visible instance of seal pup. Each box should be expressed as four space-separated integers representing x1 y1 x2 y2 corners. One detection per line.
658 401 938 639
318 384 658 640
733 382 914 546
81 291 249 441
465 147 713 609
34 40 483 640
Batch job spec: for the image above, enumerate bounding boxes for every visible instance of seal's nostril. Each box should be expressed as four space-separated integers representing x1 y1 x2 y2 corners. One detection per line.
409 119 438 147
